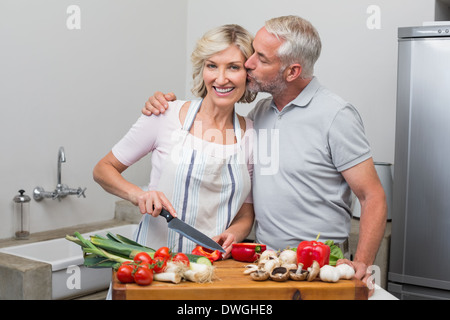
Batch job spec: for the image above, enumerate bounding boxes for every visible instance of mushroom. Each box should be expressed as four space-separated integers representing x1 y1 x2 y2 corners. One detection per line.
289 263 308 281
259 258 280 274
270 267 290 282
306 260 320 281
250 269 270 281
290 270 308 281
259 249 278 262
243 264 259 274
281 263 298 270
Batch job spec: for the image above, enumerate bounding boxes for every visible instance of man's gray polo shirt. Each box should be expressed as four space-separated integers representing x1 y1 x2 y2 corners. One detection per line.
248 77 372 250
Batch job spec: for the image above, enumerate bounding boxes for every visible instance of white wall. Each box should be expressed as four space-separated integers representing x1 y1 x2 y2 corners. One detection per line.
0 0 187 239
185 0 436 163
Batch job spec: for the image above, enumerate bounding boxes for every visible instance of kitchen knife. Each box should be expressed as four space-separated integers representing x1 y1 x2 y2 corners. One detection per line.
159 208 226 253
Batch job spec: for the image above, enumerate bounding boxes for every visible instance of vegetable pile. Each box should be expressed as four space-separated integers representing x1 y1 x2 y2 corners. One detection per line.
65 231 215 286
241 236 354 283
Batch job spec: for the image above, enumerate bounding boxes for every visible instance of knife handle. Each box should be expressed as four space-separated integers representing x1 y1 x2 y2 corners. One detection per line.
159 208 175 222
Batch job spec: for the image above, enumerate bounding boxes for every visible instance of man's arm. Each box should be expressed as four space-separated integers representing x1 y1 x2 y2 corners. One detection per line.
142 92 177 116
340 158 387 278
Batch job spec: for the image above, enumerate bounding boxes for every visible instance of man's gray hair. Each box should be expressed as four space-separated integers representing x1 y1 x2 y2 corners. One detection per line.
265 15 322 79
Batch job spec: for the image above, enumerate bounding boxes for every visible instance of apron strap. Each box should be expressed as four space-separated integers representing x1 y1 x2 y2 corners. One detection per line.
183 99 242 146
233 111 242 146
182 99 202 131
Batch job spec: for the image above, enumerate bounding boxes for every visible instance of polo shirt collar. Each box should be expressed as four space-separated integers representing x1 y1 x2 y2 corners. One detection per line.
290 76 321 108
269 77 321 111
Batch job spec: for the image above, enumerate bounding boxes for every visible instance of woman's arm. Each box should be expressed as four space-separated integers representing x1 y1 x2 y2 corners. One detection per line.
93 151 140 203
93 151 177 217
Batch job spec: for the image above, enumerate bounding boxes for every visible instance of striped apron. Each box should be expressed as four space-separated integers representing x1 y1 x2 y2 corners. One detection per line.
134 99 251 253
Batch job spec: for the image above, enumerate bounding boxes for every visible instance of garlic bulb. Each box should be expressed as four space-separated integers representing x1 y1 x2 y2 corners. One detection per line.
278 249 297 265
319 265 340 283
335 263 355 280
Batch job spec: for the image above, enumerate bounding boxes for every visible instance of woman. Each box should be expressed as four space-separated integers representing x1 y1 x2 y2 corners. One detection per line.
93 24 257 256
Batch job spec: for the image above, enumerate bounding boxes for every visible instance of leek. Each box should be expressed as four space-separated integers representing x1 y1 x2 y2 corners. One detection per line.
116 234 149 248
83 255 120 269
106 232 123 243
66 232 130 267
90 237 155 259
66 231 155 269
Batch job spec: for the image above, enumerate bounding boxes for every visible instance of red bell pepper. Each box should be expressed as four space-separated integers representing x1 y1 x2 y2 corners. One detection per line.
231 243 267 262
191 245 222 263
297 236 330 268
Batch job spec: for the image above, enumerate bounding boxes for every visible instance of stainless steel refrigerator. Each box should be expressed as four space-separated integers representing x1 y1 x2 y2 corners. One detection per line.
388 25 450 300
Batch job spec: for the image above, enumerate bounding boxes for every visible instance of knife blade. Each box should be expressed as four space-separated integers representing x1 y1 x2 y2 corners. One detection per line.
159 209 225 253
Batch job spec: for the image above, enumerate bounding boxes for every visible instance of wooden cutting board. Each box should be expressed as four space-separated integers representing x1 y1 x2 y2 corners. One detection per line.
112 259 368 300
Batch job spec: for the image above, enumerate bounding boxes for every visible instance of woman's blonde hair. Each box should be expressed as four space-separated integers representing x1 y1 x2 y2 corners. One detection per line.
190 24 257 103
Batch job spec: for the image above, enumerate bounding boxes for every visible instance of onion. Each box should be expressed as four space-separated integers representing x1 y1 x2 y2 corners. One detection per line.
183 262 215 283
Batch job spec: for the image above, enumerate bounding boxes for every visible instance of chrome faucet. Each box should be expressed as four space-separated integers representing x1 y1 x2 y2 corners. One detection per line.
57 146 66 187
33 146 86 201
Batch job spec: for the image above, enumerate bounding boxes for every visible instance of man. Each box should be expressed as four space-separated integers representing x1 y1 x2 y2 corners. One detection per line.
142 16 387 288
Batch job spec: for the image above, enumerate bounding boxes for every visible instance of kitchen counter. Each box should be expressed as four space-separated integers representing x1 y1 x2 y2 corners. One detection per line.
0 219 131 300
0 219 130 248
370 285 398 300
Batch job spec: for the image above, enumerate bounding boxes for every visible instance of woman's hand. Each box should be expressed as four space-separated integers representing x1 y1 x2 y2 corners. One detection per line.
212 232 236 259
132 190 177 218
212 203 255 259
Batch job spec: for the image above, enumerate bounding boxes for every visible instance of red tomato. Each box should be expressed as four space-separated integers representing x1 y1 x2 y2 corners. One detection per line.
121 261 135 269
133 252 153 264
133 267 153 286
153 256 168 273
154 247 172 260
172 252 190 267
116 264 134 283
136 263 151 270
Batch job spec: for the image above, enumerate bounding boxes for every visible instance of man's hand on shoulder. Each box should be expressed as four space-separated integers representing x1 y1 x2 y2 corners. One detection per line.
142 91 177 116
